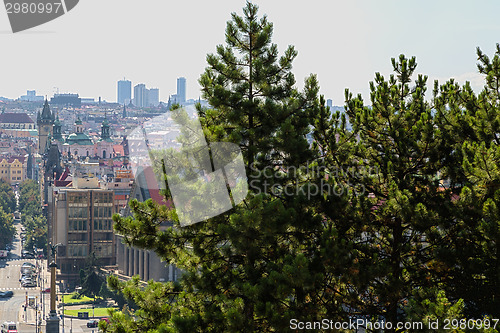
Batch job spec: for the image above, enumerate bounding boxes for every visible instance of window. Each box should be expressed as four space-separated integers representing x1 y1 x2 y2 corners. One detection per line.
68 219 87 231
67 244 87 257
69 207 88 219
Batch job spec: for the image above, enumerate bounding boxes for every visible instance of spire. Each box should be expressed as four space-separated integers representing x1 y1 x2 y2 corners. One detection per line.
122 104 127 118
41 99 52 121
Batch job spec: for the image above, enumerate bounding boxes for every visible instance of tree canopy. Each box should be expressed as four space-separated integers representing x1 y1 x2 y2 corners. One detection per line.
103 3 499 333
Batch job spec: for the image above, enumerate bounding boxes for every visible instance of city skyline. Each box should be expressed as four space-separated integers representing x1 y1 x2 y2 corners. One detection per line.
0 1 499 105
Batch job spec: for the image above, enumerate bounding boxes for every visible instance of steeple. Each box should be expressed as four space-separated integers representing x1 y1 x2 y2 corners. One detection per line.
75 116 83 133
38 99 54 152
40 99 52 122
53 112 63 141
122 104 127 118
101 113 111 140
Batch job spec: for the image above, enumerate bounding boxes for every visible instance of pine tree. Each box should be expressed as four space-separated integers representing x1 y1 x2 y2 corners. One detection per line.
107 3 345 332
431 45 500 317
314 55 455 325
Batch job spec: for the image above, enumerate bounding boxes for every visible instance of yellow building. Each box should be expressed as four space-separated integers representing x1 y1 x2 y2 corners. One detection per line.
0 157 25 184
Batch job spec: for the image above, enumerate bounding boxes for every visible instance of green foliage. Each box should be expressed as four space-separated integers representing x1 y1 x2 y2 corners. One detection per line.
0 179 15 214
0 178 16 249
18 179 46 254
0 205 15 249
19 179 40 216
430 45 500 317
23 215 47 253
104 4 499 332
405 288 498 333
80 253 106 297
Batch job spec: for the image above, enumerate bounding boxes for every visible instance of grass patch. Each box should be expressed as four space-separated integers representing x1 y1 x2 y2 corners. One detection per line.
61 293 103 304
61 293 94 304
64 307 115 317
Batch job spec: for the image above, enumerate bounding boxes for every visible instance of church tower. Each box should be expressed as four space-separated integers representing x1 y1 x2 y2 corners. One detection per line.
97 114 113 159
37 100 54 152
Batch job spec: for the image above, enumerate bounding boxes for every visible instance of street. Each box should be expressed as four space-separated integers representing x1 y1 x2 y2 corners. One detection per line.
0 219 100 332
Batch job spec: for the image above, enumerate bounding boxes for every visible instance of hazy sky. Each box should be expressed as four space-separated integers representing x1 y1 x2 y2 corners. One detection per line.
0 0 499 105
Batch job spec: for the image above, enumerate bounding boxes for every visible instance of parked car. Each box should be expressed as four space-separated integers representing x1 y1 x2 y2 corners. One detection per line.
21 266 35 273
22 281 36 288
42 288 50 293
0 291 13 298
21 251 34 259
21 276 33 284
87 320 99 328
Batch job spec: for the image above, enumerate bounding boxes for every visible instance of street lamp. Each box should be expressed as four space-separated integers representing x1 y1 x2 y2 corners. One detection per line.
46 242 62 333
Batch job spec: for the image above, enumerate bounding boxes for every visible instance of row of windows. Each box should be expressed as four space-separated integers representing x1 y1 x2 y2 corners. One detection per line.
93 243 113 257
93 232 113 241
94 219 113 230
68 193 89 204
68 207 88 219
93 206 113 218
94 192 113 203
68 233 88 242
68 220 87 231
67 244 87 257
0 124 33 129
69 219 114 231
0 170 21 174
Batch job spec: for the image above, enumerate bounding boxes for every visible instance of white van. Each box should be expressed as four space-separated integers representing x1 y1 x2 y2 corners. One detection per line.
1 321 17 333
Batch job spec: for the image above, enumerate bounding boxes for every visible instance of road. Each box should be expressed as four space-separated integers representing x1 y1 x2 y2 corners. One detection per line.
0 219 99 332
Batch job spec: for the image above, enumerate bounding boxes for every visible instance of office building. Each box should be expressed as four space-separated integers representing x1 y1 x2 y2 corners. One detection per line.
133 84 146 108
50 93 81 107
147 88 159 107
177 77 186 104
49 185 115 287
117 79 132 105
327 99 333 109
20 90 44 102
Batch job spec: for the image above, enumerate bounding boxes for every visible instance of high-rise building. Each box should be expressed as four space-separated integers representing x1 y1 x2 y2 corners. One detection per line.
148 88 159 107
327 99 333 109
177 77 186 104
134 83 146 107
117 79 132 105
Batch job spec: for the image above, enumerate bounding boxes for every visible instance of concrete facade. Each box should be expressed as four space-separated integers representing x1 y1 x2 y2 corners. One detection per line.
115 235 181 282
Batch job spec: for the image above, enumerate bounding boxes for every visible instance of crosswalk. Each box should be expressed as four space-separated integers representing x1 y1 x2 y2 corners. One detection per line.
0 287 38 290
0 258 36 262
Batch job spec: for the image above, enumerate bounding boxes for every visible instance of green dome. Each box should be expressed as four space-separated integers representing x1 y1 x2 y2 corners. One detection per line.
65 132 93 145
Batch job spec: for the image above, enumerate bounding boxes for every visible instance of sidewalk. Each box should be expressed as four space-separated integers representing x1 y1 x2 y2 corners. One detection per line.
17 304 41 326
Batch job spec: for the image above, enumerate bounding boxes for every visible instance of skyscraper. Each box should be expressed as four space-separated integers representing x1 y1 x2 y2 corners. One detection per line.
177 77 186 104
148 88 159 107
117 79 132 105
326 99 333 109
134 83 146 108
